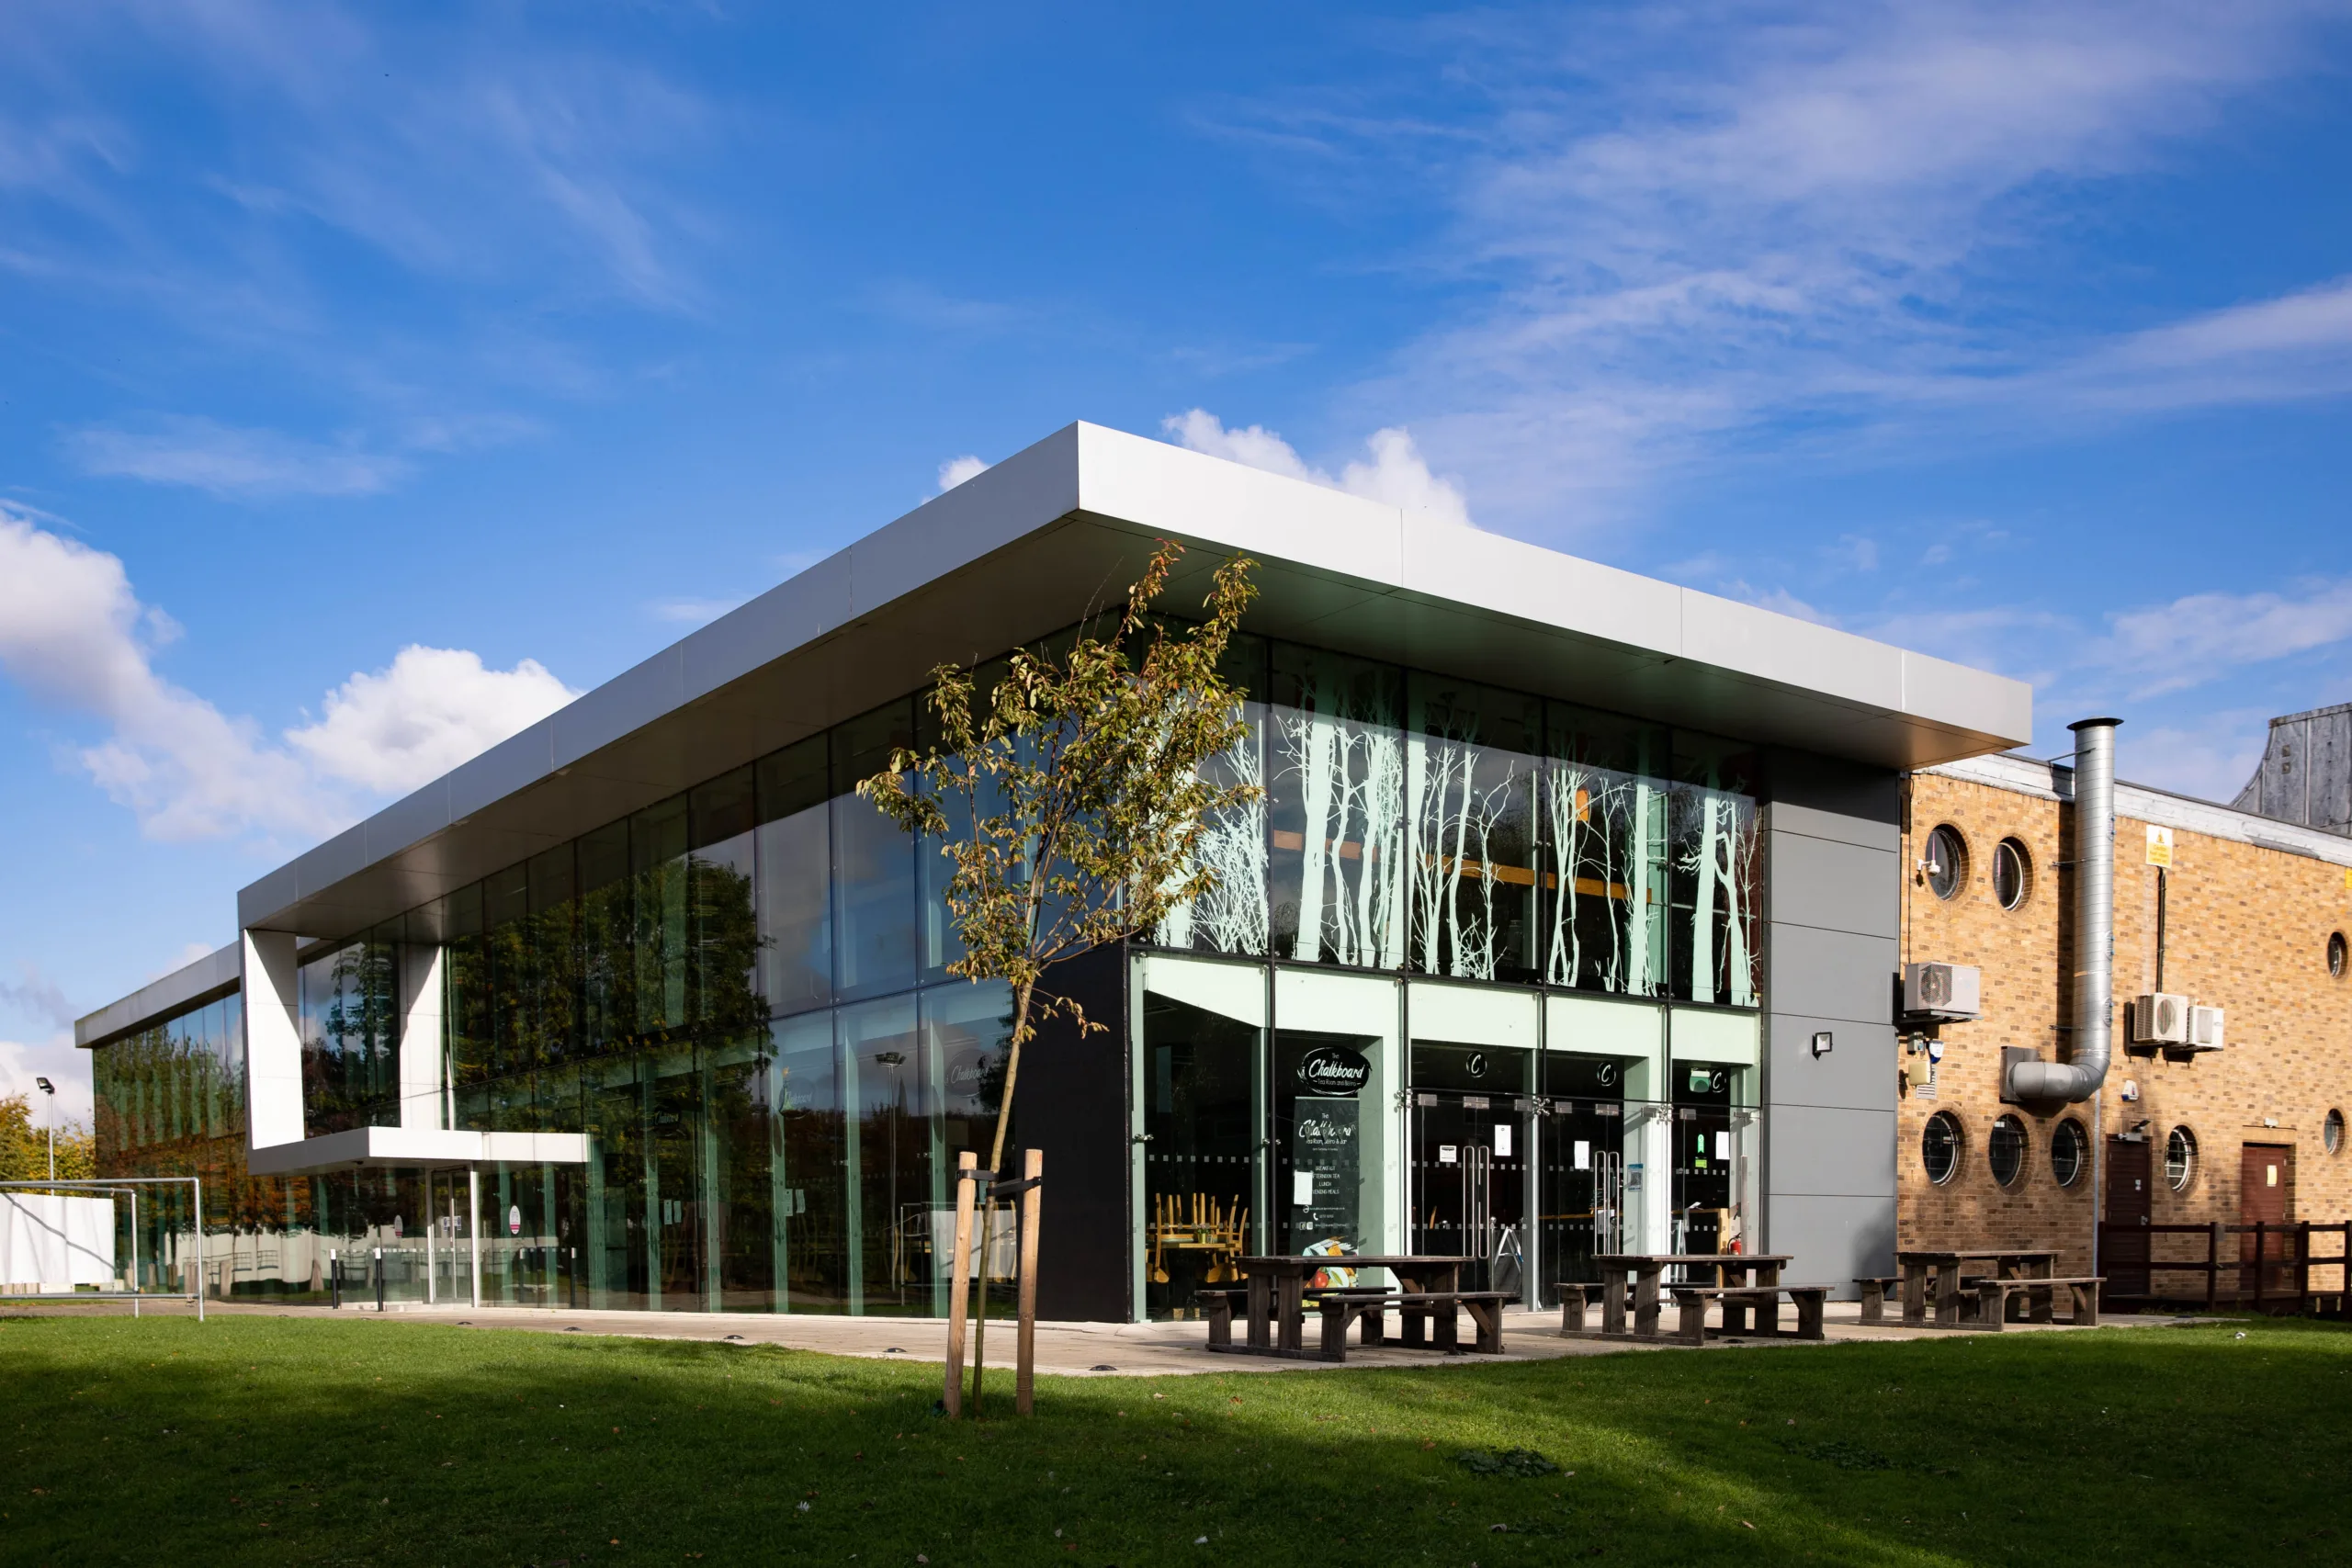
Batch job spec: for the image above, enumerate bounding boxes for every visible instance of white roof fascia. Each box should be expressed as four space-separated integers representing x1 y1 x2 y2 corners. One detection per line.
75 942 241 1049
1925 753 2352 868
236 420 2032 936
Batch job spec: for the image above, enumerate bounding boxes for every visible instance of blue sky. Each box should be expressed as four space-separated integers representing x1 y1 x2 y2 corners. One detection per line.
6 1 2351 1114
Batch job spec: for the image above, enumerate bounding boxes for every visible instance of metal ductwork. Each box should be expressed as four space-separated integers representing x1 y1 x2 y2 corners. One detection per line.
2007 717 2120 1103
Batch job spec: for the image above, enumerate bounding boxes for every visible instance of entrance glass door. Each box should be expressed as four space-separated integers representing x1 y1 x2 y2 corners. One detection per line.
1409 1043 1532 1293
1669 1060 1752 1257
1538 1053 1628 1297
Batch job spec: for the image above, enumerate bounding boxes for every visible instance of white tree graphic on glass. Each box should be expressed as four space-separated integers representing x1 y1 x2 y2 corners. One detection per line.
1677 782 1758 1007
1155 713 1271 954
1407 729 1532 981
1544 762 1668 995
1275 676 1405 968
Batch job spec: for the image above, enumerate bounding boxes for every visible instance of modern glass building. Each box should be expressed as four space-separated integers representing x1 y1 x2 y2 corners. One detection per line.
75 422 2031 1319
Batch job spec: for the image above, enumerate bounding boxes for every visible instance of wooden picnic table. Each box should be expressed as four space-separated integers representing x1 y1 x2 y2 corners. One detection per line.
1894 1248 2055 1327
1583 1254 1793 1339
1217 1255 1476 1359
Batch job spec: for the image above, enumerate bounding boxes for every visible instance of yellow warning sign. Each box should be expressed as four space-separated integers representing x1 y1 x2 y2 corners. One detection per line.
2145 824 2174 868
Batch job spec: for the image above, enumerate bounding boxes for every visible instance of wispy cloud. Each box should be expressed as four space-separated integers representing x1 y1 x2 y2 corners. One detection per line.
1238 1 2352 536
64 417 411 499
0 962 75 1032
2087 577 2352 698
647 595 749 626
62 412 539 500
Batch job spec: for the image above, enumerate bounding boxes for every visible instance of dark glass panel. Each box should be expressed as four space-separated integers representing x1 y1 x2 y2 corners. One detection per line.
706 1034 778 1312
839 993 932 1314
582 1055 650 1311
632 795 691 1035
578 820 635 1055
530 843 582 1068
443 883 492 1131
1407 672 1541 982
1267 644 1406 968
486 863 532 1101
298 940 398 1135
756 738 832 1017
772 1009 849 1313
831 703 920 998
687 768 763 1035
1139 988 1260 1321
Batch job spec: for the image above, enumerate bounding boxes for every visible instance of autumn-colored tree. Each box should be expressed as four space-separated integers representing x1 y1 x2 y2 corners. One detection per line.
860 540 1259 1412
0 1092 96 1182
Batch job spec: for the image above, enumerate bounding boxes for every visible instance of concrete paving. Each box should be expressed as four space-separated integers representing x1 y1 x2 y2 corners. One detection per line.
12 1295 2192 1377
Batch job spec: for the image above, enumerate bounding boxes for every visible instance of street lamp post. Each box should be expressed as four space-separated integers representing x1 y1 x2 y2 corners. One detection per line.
34 1077 55 1180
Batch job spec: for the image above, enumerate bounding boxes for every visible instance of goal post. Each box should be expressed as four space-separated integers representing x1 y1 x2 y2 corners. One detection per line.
0 1177 206 1321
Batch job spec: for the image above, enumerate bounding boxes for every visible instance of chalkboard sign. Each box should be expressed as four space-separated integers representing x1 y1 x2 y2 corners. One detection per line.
1286 1095 1362 1251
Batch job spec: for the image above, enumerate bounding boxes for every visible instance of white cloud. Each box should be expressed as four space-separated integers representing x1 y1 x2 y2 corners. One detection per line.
0 505 574 842
2090 578 2352 698
0 962 74 1032
286 645 578 795
936 455 989 492
1165 411 1476 528
149 942 220 983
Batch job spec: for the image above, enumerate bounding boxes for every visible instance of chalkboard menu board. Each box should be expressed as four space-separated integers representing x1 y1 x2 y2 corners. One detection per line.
1287 1095 1362 1251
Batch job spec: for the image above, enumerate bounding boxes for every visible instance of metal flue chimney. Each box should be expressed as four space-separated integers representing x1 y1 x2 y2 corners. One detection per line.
2006 717 2120 1103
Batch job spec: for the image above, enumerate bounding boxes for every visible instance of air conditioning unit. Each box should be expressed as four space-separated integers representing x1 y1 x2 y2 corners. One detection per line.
2186 1005 2225 1052
2132 992 2189 1045
1903 963 1981 1021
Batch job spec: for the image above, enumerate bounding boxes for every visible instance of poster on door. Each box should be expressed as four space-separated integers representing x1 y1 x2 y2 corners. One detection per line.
1287 1095 1361 1254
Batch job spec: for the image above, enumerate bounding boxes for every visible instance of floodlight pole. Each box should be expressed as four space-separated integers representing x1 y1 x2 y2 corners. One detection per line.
36 1077 55 1180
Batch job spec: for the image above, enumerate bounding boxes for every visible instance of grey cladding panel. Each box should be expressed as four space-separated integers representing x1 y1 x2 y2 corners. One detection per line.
1764 923 1896 1025
1767 1012 1898 1115
1766 831 1896 939
1766 1103 1895 1200
1763 1195 1897 1297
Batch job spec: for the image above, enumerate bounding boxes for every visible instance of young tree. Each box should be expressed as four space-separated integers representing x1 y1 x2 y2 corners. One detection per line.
859 540 1259 1411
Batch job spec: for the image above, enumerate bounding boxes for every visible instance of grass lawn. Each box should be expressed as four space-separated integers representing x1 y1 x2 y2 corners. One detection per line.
3 1313 2346 1566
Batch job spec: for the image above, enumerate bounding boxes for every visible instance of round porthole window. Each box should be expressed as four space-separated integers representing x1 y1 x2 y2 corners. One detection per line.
2051 1119 2087 1188
1925 825 1968 900
2331 931 2346 980
2165 1126 2199 1192
1922 1111 1962 1185
1989 1114 2027 1187
2325 1109 2345 1156
1993 838 2031 910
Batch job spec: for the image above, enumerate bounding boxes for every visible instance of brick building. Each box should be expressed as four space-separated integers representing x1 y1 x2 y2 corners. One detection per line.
1896 743 2352 1292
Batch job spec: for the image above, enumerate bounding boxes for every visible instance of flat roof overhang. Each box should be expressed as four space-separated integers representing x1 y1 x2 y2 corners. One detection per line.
240 422 2031 942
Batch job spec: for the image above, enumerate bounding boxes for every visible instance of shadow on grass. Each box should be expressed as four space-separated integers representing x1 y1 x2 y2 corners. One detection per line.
2 1313 2346 1566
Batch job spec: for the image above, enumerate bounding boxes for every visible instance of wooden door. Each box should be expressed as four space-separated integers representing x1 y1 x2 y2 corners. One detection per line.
2240 1144 2293 1292
2104 1138 2152 1296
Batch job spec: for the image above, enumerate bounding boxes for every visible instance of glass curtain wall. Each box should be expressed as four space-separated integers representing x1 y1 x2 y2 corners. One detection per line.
1153 643 1760 1008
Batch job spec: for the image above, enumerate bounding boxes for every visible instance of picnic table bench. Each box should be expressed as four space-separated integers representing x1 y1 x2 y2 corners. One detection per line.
1200 1255 1488 1359
1895 1249 2058 1327
1971 1275 2103 1328
1560 1255 1794 1340
1666 1284 1830 1344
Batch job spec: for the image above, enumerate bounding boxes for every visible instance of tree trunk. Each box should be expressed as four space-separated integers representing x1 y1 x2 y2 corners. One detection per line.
970 976 1037 1416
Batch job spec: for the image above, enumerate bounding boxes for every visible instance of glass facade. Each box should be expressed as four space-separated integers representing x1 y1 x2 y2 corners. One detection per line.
1134 955 1762 1320
94 624 1764 1321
